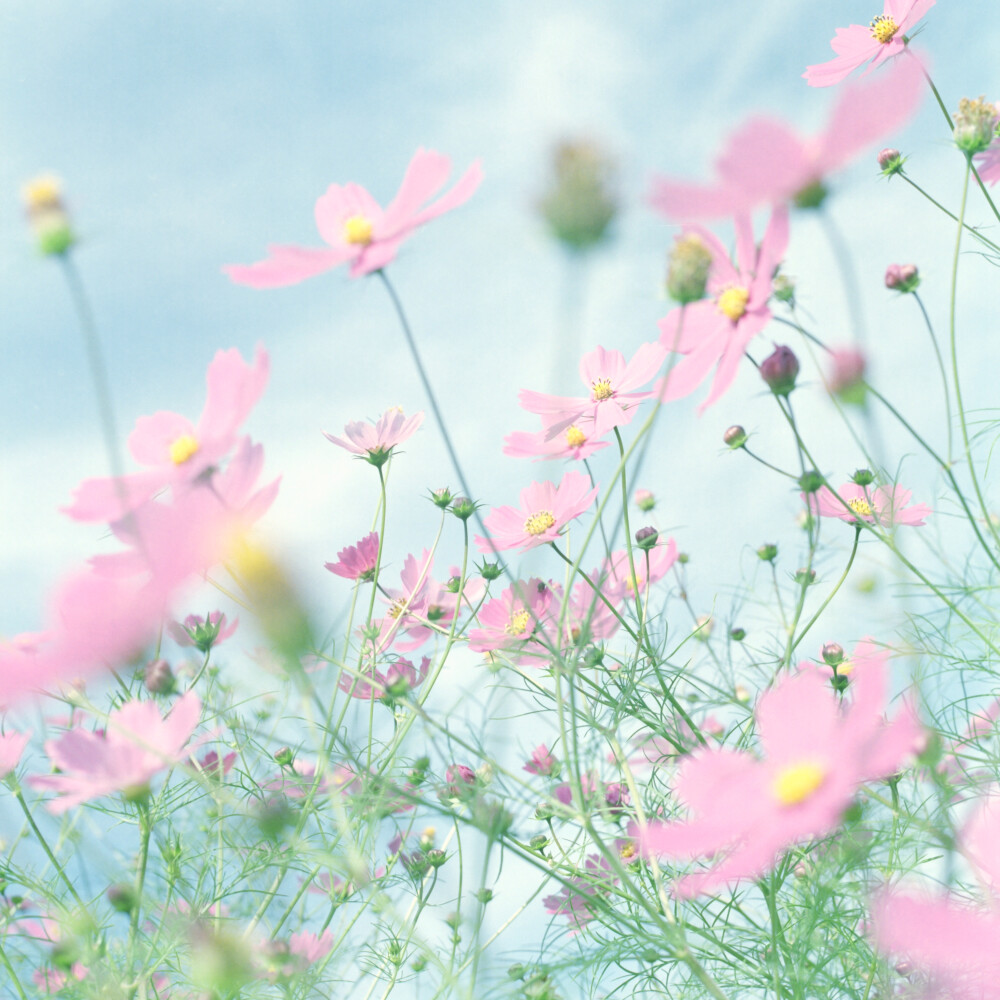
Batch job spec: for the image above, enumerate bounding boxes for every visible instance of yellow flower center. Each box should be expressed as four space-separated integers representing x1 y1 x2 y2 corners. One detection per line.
772 761 826 806
506 609 531 636
22 175 62 210
524 510 556 536
388 598 408 620
847 497 873 518
869 14 899 44
343 214 374 245
591 378 614 401
565 425 587 448
169 433 200 465
717 286 750 321
837 658 854 676
625 573 644 597
620 842 637 861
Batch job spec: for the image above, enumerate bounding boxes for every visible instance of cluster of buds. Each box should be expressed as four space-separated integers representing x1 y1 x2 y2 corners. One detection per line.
666 231 712 304
22 175 74 255
538 139 617 251
884 263 920 293
952 96 1000 155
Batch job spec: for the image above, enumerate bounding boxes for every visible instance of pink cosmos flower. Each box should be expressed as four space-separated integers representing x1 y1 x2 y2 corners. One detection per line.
524 744 558 777
651 59 923 221
807 482 930 527
339 655 431 701
0 730 30 778
287 929 335 967
467 578 555 665
169 611 238 651
65 346 269 523
542 842 632 934
601 539 679 599
518 342 667 440
637 646 921 897
656 209 788 411
870 792 1000 999
224 148 483 285
827 346 868 403
475 470 599 553
502 423 610 462
30 692 201 812
325 531 380 581
804 1 933 88
324 407 423 466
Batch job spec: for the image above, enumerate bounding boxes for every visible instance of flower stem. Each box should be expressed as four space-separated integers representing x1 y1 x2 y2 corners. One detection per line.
13 789 85 908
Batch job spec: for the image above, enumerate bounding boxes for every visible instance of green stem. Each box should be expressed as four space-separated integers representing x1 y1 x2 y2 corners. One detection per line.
912 290 954 463
788 525 861 657
947 158 1000 553
899 172 1000 253
13 789 84 908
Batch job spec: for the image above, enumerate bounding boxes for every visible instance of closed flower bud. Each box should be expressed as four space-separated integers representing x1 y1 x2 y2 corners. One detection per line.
852 468 875 486
538 139 617 250
792 179 828 210
828 347 868 406
534 802 555 821
757 543 778 562
666 231 712 304
760 345 800 396
953 97 999 155
22 174 75 255
273 746 294 767
430 487 454 509
798 470 824 494
723 425 747 449
143 658 175 695
634 488 655 512
477 560 503 582
445 574 462 594
529 834 549 850
877 148 904 176
884 263 920 292
426 849 447 869
449 496 478 521
729 626 746 642
694 615 713 640
107 883 137 914
822 642 845 666
475 888 494 904
634 526 658 550
772 273 795 304
795 567 816 586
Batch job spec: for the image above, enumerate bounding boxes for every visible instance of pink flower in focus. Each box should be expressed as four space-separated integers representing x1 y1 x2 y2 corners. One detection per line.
467 578 554 665
65 346 269 523
224 148 483 285
325 532 380 581
324 408 424 467
503 423 610 462
637 651 921 897
651 60 923 221
656 209 788 411
518 342 667 440
807 482 931 527
30 692 201 813
870 793 1000 999
0 730 30 778
476 470 599 553
804 1 933 88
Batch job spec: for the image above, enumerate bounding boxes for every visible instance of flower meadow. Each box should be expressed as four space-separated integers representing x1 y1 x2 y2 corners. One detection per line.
8 9 1000 1000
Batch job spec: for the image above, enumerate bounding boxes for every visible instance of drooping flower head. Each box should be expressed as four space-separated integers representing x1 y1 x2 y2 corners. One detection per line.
651 59 923 221
807 482 930 527
656 208 788 411
30 692 202 812
325 532 380 582
324 407 423 468
804 0 934 88
518 342 667 441
65 346 270 523
637 648 921 896
476 470 599 553
224 148 482 285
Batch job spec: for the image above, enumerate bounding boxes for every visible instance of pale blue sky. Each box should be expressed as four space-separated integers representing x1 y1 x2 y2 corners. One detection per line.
2 0 999 645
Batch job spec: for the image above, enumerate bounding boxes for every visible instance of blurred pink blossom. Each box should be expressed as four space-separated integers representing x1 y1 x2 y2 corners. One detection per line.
225 148 482 285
